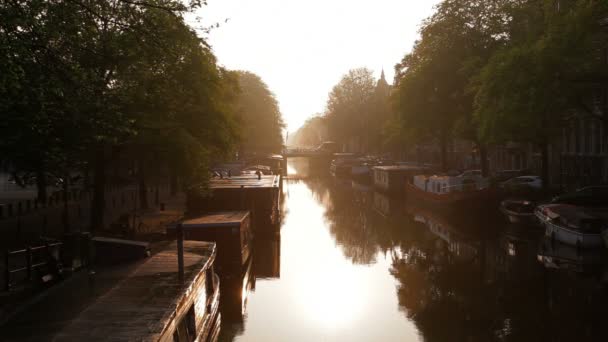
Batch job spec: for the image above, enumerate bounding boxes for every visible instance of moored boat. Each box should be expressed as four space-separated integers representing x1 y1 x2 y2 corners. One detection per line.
372 165 428 194
55 241 221 341
329 153 358 178
499 199 538 226
168 211 253 274
535 204 608 248
406 174 497 209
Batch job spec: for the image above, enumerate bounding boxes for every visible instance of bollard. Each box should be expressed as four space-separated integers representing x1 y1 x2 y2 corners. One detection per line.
0 205 3 219
17 202 22 215
8 203 13 217
26 200 31 212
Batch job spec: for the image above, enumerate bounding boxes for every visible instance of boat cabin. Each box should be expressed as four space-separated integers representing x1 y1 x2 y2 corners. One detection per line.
187 175 281 235
54 241 221 342
373 165 428 193
412 174 489 194
168 211 253 272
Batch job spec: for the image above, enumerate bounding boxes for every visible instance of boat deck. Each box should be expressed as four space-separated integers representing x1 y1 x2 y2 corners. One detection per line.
209 175 280 189
182 211 249 228
54 241 216 341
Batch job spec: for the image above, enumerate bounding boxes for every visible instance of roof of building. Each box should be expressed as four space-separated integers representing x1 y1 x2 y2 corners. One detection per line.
209 175 280 189
181 211 250 228
55 241 216 341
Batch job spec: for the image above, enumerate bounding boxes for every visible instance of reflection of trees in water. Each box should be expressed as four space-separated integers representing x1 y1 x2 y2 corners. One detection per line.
390 207 608 342
303 177 429 265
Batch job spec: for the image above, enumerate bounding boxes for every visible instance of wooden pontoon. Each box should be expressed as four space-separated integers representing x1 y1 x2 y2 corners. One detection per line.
187 175 281 235
54 241 221 342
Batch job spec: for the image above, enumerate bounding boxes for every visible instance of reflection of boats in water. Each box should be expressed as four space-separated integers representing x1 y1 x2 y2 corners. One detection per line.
406 204 481 261
537 237 608 274
219 256 255 340
55 241 221 342
373 191 404 218
253 236 281 279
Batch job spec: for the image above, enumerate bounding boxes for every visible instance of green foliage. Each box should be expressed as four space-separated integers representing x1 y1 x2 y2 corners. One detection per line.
234 71 285 155
290 115 328 147
325 68 378 150
475 0 608 145
0 0 239 195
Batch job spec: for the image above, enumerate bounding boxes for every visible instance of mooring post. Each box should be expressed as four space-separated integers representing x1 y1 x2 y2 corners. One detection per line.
177 223 184 284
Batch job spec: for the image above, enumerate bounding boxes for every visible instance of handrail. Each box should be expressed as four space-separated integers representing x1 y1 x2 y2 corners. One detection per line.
5 242 63 291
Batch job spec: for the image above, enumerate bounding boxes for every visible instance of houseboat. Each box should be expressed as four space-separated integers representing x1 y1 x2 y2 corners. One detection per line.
187 175 281 235
329 153 358 178
54 241 221 341
535 204 608 248
406 174 497 209
168 211 253 273
373 165 428 193
499 199 538 226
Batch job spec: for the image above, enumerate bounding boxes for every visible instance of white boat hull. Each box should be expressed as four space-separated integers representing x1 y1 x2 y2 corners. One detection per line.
539 215 604 248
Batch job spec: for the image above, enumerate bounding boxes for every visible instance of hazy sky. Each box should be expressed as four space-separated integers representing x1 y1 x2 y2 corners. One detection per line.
193 0 441 134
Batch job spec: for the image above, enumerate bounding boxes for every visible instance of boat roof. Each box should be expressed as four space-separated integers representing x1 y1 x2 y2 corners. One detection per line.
539 204 608 222
54 241 216 341
264 154 284 160
182 211 250 228
373 165 427 172
209 175 280 189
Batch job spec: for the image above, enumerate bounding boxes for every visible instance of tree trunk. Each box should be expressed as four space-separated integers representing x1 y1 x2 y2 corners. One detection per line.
35 168 47 203
62 174 70 234
170 170 178 196
479 144 489 177
540 142 550 191
137 158 148 210
90 148 106 233
439 132 448 172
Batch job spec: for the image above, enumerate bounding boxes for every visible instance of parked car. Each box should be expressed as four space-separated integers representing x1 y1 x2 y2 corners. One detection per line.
493 169 528 183
500 176 543 190
551 185 608 207
459 170 482 178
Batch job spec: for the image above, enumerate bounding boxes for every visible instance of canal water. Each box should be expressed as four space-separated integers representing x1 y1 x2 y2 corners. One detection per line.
220 159 608 342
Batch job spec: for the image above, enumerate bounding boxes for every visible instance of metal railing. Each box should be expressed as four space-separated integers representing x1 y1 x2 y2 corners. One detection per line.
5 242 63 291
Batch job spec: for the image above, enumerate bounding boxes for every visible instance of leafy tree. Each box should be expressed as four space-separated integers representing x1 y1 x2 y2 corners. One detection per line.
289 115 327 148
394 0 510 173
0 0 239 233
474 0 608 187
234 71 285 155
325 68 377 152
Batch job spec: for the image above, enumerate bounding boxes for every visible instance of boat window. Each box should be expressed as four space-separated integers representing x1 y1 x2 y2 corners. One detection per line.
173 305 197 342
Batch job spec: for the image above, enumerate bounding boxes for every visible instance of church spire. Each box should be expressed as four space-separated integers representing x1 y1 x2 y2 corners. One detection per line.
380 68 386 82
